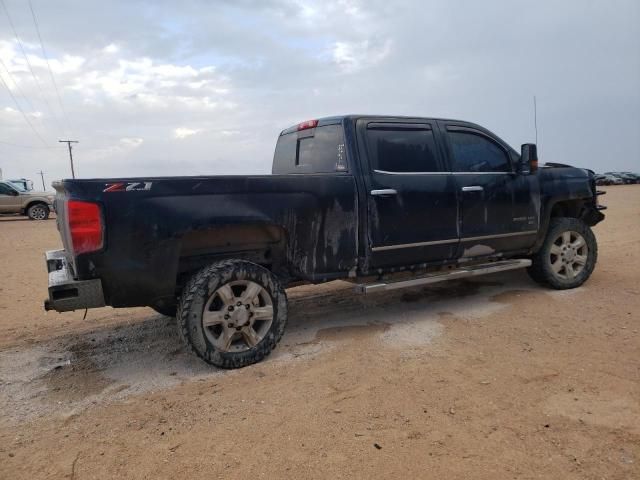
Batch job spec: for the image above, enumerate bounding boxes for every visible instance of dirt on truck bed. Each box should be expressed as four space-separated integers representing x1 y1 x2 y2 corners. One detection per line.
0 186 638 480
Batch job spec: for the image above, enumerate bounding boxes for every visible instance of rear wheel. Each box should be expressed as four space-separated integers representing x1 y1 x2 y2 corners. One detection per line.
177 260 287 368
27 203 49 220
527 217 597 289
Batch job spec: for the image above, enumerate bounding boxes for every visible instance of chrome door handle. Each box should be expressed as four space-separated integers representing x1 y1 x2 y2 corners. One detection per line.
461 186 484 192
370 189 398 196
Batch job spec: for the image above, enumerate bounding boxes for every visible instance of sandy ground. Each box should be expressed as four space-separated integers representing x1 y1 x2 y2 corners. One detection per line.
0 186 638 479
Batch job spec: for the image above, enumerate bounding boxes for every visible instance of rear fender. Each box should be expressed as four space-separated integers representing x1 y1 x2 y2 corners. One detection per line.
177 223 288 276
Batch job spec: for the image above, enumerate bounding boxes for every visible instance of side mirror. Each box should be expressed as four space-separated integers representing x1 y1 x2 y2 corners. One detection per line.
520 143 538 174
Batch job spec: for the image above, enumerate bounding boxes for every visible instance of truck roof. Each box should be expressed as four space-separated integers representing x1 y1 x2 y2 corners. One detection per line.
280 114 478 136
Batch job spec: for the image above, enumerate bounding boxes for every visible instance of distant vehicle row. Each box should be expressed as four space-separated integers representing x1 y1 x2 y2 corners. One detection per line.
594 172 639 185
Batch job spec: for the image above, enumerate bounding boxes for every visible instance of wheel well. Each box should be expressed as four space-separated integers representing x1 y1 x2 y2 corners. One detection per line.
174 224 289 294
549 199 587 219
24 200 48 213
532 197 600 254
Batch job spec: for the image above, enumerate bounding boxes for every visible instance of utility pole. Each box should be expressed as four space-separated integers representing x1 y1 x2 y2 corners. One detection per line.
38 170 46 190
59 140 78 179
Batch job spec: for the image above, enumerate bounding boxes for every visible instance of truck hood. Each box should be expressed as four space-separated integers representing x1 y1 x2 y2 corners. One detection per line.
23 190 52 196
22 190 55 201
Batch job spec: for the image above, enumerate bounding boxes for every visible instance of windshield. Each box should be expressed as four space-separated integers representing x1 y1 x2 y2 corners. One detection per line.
9 182 26 192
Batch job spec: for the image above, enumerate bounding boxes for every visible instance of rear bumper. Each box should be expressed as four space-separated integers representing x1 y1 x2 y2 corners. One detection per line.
44 250 105 312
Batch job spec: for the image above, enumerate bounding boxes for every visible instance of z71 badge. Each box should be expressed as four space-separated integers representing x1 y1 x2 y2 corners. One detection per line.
103 182 153 192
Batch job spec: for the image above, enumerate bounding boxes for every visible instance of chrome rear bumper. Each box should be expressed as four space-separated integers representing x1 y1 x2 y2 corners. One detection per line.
44 249 105 312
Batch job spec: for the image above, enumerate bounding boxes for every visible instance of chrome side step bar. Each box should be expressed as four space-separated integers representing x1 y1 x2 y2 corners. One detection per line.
355 259 532 294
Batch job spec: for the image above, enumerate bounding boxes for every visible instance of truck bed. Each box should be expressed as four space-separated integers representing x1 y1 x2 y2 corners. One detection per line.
53 174 358 308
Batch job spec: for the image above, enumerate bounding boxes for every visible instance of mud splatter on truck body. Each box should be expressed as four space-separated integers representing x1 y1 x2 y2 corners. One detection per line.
53 173 359 309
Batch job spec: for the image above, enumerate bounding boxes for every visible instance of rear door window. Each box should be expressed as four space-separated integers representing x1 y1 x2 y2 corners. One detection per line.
272 124 347 174
365 124 442 172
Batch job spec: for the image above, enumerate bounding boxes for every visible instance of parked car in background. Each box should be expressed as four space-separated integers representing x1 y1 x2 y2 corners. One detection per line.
0 180 54 220
595 174 624 186
620 172 640 183
8 178 34 191
605 172 637 184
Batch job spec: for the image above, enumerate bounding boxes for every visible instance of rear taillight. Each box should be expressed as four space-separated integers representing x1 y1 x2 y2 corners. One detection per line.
67 200 103 254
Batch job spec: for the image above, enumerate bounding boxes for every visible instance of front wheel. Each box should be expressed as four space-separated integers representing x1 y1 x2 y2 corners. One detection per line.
177 260 287 368
527 217 598 289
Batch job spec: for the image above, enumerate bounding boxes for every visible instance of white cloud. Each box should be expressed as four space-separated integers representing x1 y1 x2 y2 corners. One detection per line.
103 43 119 54
85 137 144 161
331 38 392 73
1 40 85 76
338 0 361 16
69 57 231 112
34 54 85 74
174 127 202 139
296 2 318 19
119 137 144 148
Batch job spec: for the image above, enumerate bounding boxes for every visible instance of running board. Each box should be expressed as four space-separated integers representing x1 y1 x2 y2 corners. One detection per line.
355 259 532 294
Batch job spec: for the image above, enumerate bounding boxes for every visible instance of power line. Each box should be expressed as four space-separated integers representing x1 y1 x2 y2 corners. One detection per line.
0 56 39 114
28 0 72 135
0 139 63 149
0 0 61 133
0 137 123 151
0 70 49 147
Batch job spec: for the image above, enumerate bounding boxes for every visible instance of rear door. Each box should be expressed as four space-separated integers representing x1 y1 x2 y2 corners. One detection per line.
439 122 539 258
357 118 459 268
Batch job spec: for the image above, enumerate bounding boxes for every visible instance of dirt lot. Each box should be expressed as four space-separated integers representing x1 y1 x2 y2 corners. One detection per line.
0 186 638 479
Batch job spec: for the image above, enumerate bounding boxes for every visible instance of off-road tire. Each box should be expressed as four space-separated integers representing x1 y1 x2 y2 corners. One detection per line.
177 259 287 368
27 203 49 220
527 217 597 289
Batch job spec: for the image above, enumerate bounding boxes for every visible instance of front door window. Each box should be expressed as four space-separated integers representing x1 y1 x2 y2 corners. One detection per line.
449 131 511 173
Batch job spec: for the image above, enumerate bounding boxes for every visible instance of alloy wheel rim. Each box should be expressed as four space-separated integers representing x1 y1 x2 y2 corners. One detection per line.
32 206 46 220
549 230 588 280
202 280 273 352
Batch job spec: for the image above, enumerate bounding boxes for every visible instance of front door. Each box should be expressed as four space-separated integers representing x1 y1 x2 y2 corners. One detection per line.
357 119 459 268
0 183 20 213
439 123 539 258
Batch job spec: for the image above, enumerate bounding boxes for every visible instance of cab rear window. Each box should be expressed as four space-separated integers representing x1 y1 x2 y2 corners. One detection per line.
272 124 347 174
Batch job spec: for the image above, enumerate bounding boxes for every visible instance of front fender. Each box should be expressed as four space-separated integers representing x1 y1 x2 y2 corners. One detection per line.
530 167 603 253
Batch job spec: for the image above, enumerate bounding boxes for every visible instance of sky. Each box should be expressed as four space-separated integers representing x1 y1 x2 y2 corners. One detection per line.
0 0 638 187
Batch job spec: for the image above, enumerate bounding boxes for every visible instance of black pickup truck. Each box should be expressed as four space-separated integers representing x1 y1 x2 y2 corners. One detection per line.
45 115 605 368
